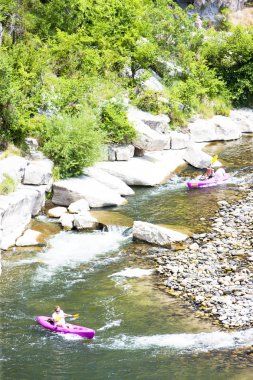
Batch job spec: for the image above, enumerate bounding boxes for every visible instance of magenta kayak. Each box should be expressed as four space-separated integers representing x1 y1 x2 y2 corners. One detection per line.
187 170 230 190
36 316 95 339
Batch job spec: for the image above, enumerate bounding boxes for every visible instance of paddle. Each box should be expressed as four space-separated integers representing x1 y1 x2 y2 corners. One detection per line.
210 154 218 166
53 313 79 322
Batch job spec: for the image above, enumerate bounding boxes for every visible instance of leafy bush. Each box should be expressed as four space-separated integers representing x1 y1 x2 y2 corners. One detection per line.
100 101 136 144
201 26 253 106
40 111 104 178
0 174 16 195
133 90 169 115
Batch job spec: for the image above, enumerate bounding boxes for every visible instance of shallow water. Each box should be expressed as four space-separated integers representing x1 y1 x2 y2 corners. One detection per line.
1 135 253 380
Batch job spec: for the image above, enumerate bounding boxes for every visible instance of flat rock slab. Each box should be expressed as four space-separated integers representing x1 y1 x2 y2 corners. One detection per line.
133 221 188 247
96 150 186 186
85 167 134 196
52 176 127 208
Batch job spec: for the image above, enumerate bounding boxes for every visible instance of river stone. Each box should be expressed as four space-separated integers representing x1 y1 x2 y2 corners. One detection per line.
16 229 42 246
68 199 90 214
133 221 188 247
73 212 98 230
131 119 169 151
84 167 134 196
23 159 53 186
52 176 127 208
189 116 241 142
59 213 74 230
48 206 67 218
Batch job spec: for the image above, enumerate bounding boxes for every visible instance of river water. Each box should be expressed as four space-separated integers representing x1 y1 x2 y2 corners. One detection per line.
1 136 253 380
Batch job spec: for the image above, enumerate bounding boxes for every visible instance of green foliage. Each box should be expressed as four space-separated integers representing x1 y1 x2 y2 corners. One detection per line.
201 26 253 106
133 90 169 115
100 101 136 144
0 173 16 195
40 111 104 178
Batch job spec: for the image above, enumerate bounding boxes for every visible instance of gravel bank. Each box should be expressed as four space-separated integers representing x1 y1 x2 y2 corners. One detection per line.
148 188 253 328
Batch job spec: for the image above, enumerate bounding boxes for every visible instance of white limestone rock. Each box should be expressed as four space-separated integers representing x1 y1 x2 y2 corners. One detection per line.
48 206 67 218
133 221 188 247
52 176 127 208
73 212 98 230
108 145 135 161
170 131 190 150
132 119 169 151
23 159 53 186
183 144 222 169
96 150 186 186
68 199 90 214
85 167 134 196
0 156 28 183
16 229 43 247
189 116 241 142
0 186 46 250
230 108 253 133
59 213 74 230
128 106 169 134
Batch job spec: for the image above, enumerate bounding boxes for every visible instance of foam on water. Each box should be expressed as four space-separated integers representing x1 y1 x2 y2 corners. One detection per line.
35 230 127 281
97 320 122 332
110 268 154 278
94 328 253 353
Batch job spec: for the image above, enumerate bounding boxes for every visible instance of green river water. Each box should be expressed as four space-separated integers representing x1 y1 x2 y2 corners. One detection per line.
1 136 253 380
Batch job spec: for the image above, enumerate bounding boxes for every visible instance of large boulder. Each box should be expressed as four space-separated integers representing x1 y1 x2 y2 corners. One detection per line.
108 144 135 161
170 131 190 150
23 159 53 186
189 116 241 142
128 106 169 134
230 109 253 133
183 144 222 169
131 119 169 151
133 221 188 247
193 0 245 20
0 185 46 250
0 156 28 183
85 167 134 196
52 176 127 208
96 150 186 186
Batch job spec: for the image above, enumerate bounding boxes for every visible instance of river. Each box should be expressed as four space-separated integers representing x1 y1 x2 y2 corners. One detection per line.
1 135 252 380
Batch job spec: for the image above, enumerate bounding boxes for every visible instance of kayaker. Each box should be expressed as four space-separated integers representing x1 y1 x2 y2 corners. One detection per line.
201 165 215 180
52 305 73 328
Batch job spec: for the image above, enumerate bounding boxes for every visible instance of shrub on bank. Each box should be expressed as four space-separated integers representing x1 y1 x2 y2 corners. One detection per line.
40 111 104 179
0 174 16 195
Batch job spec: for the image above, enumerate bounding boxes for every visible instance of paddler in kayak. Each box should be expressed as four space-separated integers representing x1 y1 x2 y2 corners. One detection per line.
200 165 215 181
52 305 73 328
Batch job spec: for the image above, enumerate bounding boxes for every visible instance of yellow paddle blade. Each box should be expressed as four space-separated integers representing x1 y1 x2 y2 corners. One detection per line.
211 155 218 164
72 313 79 318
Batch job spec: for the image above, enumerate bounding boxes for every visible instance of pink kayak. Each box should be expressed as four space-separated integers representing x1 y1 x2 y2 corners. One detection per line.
36 316 95 339
187 170 230 189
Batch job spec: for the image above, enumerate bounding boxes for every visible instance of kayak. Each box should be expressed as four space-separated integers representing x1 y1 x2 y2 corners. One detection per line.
36 316 95 339
187 170 230 190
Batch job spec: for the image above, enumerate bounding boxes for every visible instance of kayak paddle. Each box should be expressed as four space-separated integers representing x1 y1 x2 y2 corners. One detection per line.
210 155 218 165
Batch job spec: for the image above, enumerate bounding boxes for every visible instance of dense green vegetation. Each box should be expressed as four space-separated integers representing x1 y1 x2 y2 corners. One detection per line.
0 0 252 177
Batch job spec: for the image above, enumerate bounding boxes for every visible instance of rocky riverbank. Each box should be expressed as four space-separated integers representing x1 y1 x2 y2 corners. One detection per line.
145 188 253 329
